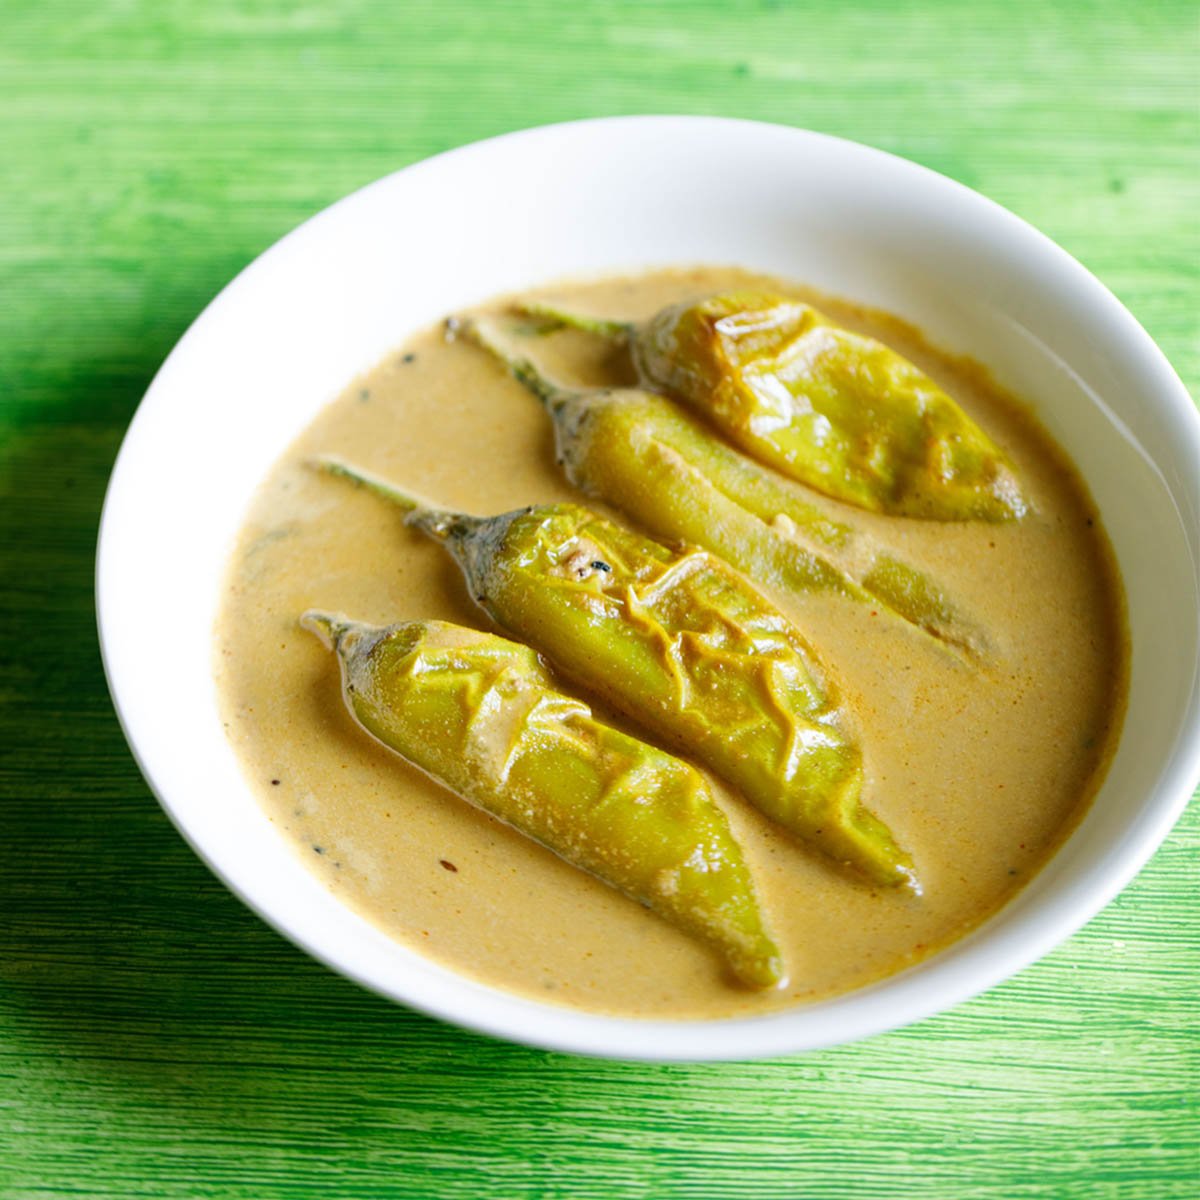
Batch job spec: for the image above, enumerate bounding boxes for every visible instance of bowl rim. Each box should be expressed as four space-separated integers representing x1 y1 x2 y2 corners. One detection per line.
96 115 1200 1060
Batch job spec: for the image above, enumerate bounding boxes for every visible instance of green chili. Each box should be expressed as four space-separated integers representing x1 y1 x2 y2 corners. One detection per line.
303 613 784 988
460 318 984 656
318 460 919 893
520 291 1028 522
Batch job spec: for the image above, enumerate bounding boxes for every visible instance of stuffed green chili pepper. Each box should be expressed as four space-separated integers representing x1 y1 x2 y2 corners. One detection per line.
518 291 1027 522
319 460 919 893
460 318 984 656
302 614 784 988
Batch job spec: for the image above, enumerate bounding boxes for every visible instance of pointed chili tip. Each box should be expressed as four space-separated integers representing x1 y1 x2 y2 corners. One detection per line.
770 958 790 991
733 944 788 991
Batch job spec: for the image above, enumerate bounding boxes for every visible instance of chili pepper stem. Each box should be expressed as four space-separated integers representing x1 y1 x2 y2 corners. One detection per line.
456 317 581 412
312 456 484 542
300 609 358 650
316 456 421 512
515 300 634 341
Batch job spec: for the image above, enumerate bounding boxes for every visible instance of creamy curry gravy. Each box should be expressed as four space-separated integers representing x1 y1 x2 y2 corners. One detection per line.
215 268 1127 1019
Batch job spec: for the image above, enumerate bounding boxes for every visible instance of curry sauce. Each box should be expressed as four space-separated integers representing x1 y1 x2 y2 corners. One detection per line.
214 267 1127 1019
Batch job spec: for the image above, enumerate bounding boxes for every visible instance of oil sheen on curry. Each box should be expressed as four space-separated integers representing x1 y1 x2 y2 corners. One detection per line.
215 267 1127 1020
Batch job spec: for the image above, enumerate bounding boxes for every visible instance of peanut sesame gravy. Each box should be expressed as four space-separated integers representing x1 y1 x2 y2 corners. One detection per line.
215 268 1127 1019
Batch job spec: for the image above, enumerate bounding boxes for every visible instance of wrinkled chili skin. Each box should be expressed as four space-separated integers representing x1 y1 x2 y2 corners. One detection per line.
626 292 1028 522
463 317 985 655
549 383 985 656
302 614 784 989
425 500 917 891
317 457 919 890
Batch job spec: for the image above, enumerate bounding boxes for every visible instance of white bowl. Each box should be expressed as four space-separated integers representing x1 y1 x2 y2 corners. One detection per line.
97 117 1200 1060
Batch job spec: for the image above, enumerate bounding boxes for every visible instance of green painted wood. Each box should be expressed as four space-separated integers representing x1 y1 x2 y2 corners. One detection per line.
2 2 1196 1197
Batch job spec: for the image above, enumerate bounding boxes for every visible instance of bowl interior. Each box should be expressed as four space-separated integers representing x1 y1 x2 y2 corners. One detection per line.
97 117 1200 1059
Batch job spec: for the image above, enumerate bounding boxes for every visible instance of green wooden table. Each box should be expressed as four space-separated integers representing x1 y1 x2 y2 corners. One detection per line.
3 3 1196 1197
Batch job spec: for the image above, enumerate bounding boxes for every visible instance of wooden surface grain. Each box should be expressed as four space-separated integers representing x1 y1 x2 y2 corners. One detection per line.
1 2 1197 1197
